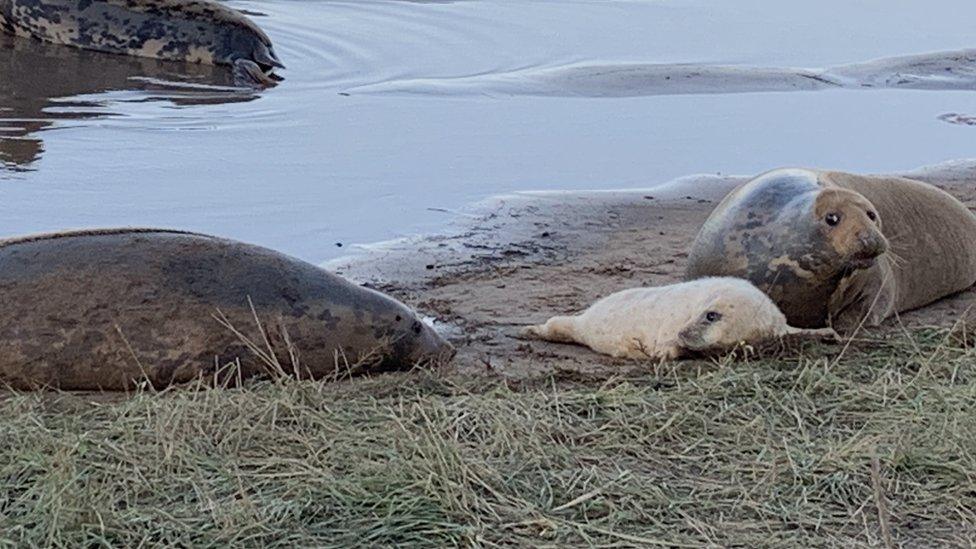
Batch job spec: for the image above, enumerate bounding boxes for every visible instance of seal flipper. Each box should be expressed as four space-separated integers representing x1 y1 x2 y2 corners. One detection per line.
520 316 579 343
828 261 897 335
253 41 285 70
783 326 840 342
233 59 280 88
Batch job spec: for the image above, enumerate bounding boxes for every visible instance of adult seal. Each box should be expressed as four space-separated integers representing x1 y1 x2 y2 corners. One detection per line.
0 229 454 390
0 0 283 86
686 168 976 332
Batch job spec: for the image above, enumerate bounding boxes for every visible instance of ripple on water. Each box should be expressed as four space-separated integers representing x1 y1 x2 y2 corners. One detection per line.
0 0 542 169
1 0 975 263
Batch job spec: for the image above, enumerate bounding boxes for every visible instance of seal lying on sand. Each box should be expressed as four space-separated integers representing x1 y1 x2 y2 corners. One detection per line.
686 168 976 332
0 229 453 390
522 277 835 360
0 0 283 86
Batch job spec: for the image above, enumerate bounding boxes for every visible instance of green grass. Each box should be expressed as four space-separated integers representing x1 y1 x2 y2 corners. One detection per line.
2 328 975 547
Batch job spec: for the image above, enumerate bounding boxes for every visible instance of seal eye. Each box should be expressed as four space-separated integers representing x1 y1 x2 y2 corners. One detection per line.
866 210 878 222
824 213 841 227
705 311 722 323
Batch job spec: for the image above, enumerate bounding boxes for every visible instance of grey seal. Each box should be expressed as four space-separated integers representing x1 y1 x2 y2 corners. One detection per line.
0 229 454 390
0 0 283 86
523 277 835 360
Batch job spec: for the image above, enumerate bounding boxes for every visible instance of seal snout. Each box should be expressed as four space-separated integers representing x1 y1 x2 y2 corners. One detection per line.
410 321 456 366
416 336 456 366
676 325 702 350
677 316 716 352
849 229 888 269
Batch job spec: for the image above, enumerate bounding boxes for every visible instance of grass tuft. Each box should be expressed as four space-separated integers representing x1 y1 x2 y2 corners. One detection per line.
1 328 975 547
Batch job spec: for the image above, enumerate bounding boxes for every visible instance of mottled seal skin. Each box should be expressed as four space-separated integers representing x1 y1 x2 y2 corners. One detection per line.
0 229 454 390
686 168 976 332
0 0 283 87
521 277 835 360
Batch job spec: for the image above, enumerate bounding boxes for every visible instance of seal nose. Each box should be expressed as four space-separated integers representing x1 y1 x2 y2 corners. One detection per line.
676 326 698 350
413 323 456 365
857 230 887 258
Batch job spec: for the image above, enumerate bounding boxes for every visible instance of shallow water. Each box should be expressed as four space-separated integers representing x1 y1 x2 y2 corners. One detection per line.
1 0 974 263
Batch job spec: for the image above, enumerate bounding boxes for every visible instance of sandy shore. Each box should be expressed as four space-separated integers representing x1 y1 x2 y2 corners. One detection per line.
329 159 976 378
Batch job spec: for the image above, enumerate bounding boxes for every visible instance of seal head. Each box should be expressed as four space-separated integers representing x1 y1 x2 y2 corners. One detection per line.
813 187 887 272
675 279 788 352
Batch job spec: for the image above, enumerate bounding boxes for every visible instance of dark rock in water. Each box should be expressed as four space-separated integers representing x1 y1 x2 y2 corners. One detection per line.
0 229 454 390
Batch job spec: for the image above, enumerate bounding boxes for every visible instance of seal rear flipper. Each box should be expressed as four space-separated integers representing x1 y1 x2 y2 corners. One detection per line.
233 59 280 88
520 316 579 343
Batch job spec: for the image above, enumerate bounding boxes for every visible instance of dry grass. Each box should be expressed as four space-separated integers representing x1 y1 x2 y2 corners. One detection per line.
2 328 976 547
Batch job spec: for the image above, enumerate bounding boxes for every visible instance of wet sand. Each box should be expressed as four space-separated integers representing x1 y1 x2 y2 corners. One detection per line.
329 160 976 378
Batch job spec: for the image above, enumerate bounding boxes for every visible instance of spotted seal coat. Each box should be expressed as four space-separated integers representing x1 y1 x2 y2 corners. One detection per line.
0 229 454 390
522 277 836 360
0 0 283 86
686 168 976 332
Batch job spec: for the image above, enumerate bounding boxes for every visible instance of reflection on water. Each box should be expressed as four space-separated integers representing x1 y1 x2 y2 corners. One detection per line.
0 34 256 170
0 0 974 262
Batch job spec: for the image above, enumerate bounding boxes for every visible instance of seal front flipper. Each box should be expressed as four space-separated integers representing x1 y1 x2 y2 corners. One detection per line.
783 326 841 343
233 59 282 88
252 40 285 71
827 261 897 335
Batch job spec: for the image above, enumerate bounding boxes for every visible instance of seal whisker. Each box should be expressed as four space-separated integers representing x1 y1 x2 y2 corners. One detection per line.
882 250 908 269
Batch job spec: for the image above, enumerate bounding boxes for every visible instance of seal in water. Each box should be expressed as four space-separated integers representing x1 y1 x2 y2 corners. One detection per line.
0 229 454 390
686 168 976 332
0 0 284 86
521 277 835 360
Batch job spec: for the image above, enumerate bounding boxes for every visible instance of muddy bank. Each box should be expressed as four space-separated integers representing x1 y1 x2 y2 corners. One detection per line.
329 160 976 378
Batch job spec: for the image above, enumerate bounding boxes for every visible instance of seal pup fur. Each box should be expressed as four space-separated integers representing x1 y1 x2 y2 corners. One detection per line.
0 229 453 390
522 277 834 360
686 168 976 332
0 0 284 87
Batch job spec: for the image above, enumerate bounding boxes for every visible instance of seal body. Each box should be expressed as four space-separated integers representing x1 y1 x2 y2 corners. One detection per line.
0 229 453 390
0 0 283 86
686 168 976 331
522 277 832 360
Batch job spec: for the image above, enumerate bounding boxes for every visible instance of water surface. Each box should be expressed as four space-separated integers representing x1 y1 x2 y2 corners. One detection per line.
1 0 974 262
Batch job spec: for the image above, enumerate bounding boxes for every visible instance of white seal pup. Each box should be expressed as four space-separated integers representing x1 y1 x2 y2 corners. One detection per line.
522 277 835 360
